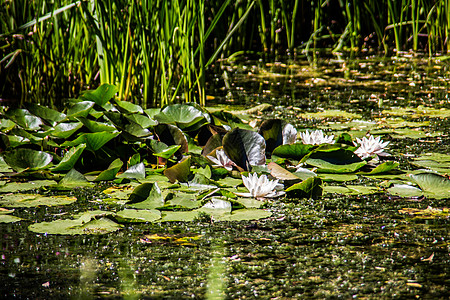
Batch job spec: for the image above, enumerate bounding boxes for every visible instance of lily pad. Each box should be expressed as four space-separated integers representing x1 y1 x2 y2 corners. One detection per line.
61 131 120 152
116 209 161 223
387 184 423 198
216 209 272 221
0 180 57 193
80 84 118 107
306 149 366 173
285 177 322 199
127 182 164 209
0 213 23 223
409 173 450 199
2 148 53 172
117 162 146 180
222 128 266 171
272 143 315 160
164 157 191 183
0 194 77 207
94 158 124 181
52 143 87 172
28 210 122 235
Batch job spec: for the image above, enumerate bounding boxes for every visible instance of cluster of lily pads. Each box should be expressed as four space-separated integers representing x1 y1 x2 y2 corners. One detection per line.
1 83 450 234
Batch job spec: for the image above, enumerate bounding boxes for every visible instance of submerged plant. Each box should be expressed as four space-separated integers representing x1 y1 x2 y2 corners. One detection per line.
237 173 284 199
300 130 335 145
207 149 235 171
354 135 389 159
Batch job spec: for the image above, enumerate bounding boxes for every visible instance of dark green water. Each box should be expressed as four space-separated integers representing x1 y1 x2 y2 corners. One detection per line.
2 55 450 299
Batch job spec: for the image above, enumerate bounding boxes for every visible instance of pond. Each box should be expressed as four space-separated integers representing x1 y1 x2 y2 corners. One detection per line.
1 54 450 299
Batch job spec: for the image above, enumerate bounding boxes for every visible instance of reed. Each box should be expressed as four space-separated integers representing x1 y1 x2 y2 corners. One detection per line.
1 0 450 107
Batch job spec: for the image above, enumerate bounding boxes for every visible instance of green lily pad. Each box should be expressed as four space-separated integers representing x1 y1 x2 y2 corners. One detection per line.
222 128 266 171
5 108 43 130
114 100 144 114
28 210 122 235
80 84 118 107
165 193 202 209
66 101 95 118
26 103 66 126
258 119 296 154
94 158 123 181
285 177 322 199
127 182 165 209
2 148 53 172
0 214 23 223
61 131 120 152
155 104 206 128
59 169 91 187
233 197 265 208
164 157 191 183
317 173 358 182
358 161 400 175
116 209 161 223
117 163 146 180
0 180 57 193
386 184 423 197
0 193 77 207
77 117 117 133
272 143 315 160
52 143 87 172
306 149 366 173
50 122 83 139
125 114 157 128
159 210 200 222
409 173 450 199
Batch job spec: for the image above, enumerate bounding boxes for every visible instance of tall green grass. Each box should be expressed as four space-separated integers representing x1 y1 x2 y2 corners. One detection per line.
1 0 449 107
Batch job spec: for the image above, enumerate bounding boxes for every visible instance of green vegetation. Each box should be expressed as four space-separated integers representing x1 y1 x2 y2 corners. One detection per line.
1 0 449 106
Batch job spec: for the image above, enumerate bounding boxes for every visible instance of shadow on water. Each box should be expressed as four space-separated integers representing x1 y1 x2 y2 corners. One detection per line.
2 55 450 299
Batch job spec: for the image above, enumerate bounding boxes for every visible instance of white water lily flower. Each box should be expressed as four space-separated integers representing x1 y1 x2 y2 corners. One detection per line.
300 130 335 145
236 173 284 199
207 149 235 171
354 135 389 159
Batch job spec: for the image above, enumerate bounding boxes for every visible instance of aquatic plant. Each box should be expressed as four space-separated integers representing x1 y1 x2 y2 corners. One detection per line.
299 130 335 145
238 173 283 199
207 149 236 171
354 135 390 159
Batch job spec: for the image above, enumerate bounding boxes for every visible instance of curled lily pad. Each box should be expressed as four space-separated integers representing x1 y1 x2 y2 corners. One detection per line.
285 177 322 199
25 103 66 126
61 131 120 152
50 122 83 139
164 156 191 183
28 210 122 235
5 108 43 130
117 163 146 180
66 101 95 118
2 148 53 172
127 182 164 209
222 128 266 171
94 158 123 181
80 83 118 107
52 143 86 172
59 169 91 187
258 119 296 154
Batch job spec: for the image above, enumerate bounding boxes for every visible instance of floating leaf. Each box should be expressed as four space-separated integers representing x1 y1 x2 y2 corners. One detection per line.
2 148 52 171
272 143 315 160
159 211 200 222
0 193 77 207
117 163 146 180
164 157 191 183
267 162 301 184
52 144 86 172
116 209 161 223
222 128 266 171
50 122 83 139
358 161 399 175
154 124 189 158
59 169 90 187
285 177 322 199
306 149 366 173
127 182 164 209
94 158 123 181
5 108 43 130
154 145 181 160
409 173 450 199
155 104 206 128
165 193 202 209
80 84 118 107
0 214 22 223
66 101 95 118
26 103 66 126
28 210 122 235
77 117 117 132
258 119 296 154
61 131 120 152
113 100 144 114
0 180 56 193
387 184 423 198
125 114 157 128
